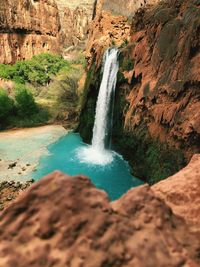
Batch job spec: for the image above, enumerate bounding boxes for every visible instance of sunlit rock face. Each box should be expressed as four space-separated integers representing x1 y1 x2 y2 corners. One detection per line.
0 0 60 64
56 0 96 48
0 171 200 266
85 0 160 66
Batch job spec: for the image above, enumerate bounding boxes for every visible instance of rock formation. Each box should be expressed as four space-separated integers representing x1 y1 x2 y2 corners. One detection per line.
153 154 200 234
0 0 60 64
79 0 200 183
0 171 200 267
0 0 97 64
58 6 90 48
56 0 96 49
85 0 159 66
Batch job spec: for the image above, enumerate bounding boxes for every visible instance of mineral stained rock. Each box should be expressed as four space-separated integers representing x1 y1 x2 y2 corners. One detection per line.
80 0 200 182
0 171 199 267
0 0 60 64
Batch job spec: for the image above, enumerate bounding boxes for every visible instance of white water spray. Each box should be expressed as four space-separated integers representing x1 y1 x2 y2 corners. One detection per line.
92 48 119 150
77 48 119 165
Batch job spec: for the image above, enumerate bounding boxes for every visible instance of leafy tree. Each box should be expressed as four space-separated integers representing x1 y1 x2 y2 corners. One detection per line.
14 85 38 117
0 89 14 126
0 53 71 86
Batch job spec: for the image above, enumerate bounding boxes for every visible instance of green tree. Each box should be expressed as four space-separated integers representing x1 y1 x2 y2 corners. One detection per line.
15 85 38 117
0 89 14 126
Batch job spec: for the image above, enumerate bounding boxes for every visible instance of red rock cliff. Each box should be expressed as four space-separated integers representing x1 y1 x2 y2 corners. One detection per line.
79 0 200 183
0 0 60 64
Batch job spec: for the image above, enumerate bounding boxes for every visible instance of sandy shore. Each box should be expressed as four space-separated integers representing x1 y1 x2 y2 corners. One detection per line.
0 125 68 182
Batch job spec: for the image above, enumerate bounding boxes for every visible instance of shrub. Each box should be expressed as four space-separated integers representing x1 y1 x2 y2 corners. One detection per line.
0 89 14 126
14 85 38 117
0 53 71 86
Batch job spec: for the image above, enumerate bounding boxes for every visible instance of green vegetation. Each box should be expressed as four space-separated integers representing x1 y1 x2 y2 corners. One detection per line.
0 86 47 129
0 89 14 126
15 84 38 117
0 52 85 130
0 53 70 85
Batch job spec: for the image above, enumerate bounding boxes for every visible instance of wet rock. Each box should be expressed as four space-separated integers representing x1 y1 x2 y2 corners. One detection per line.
8 162 17 169
6 195 13 201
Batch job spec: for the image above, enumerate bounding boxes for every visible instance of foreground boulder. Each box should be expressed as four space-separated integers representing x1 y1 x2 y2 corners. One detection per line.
0 172 199 267
153 154 200 233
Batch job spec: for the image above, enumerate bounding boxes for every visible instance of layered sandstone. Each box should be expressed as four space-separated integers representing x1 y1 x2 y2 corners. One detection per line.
0 171 200 266
0 0 60 64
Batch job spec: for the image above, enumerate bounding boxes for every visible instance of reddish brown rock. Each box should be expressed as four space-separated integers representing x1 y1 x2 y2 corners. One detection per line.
0 0 60 64
59 6 90 48
85 0 160 67
0 171 199 266
153 154 200 233
79 0 200 182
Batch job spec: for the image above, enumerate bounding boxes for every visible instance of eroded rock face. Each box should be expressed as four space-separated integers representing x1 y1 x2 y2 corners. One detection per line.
79 0 200 183
0 0 60 64
0 172 200 266
113 0 200 181
56 0 96 49
85 0 159 66
59 6 90 47
153 154 200 233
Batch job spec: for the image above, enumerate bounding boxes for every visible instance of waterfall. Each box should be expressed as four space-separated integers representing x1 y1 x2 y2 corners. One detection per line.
92 48 119 150
77 48 119 165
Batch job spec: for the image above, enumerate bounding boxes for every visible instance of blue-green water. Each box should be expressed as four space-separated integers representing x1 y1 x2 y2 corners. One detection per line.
32 132 143 200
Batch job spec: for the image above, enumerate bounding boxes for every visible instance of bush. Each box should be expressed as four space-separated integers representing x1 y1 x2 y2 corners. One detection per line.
14 85 38 117
0 89 14 126
0 53 71 86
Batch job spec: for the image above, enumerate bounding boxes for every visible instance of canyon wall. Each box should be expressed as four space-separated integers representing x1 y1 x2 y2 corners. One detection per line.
0 0 97 64
0 0 60 64
56 0 96 48
79 0 200 183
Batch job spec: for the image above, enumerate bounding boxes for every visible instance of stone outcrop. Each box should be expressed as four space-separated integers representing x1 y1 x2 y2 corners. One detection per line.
79 0 200 183
153 154 200 233
0 171 200 266
0 0 60 64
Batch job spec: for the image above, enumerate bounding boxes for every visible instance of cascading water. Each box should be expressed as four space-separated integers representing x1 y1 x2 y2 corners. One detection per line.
77 48 119 165
30 49 143 199
92 48 119 150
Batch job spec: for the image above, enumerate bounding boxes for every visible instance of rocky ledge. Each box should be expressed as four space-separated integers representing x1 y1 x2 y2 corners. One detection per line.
0 160 200 266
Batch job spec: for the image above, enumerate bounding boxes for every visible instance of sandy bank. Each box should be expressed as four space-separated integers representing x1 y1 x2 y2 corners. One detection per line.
0 125 68 182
